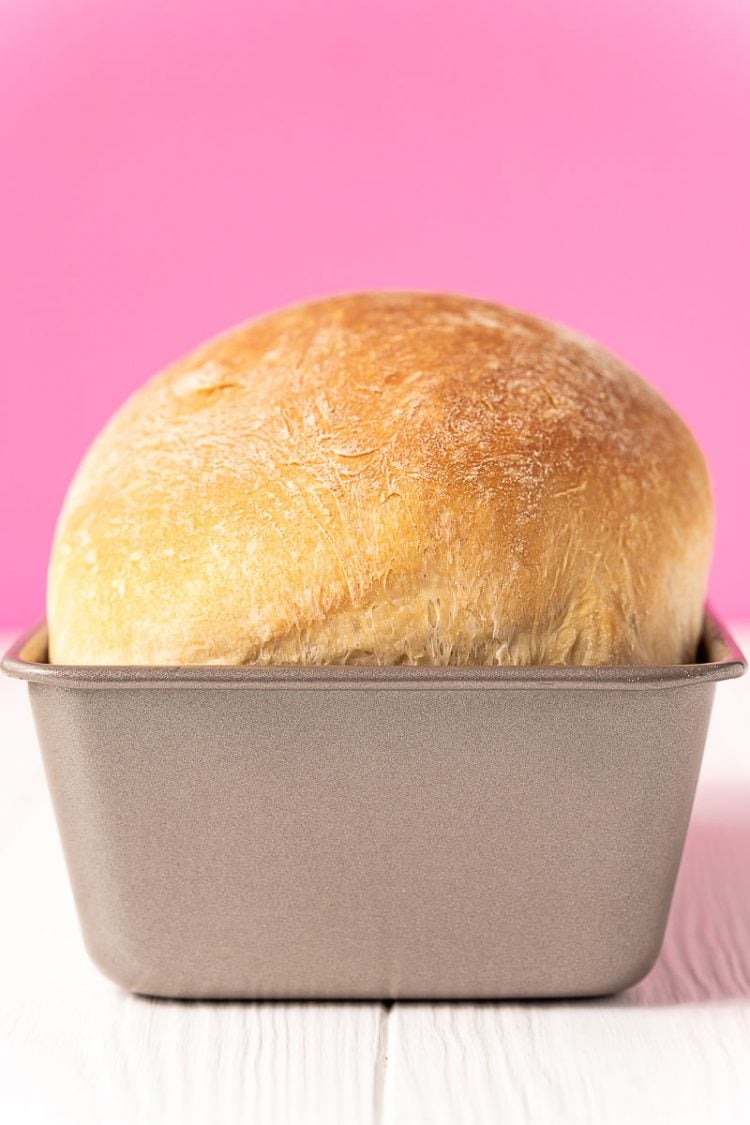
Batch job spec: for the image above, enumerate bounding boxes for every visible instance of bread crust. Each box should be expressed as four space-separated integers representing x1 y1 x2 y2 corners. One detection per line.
47 292 713 665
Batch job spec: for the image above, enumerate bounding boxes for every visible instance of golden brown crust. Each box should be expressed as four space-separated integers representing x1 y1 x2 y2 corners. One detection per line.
47 292 713 665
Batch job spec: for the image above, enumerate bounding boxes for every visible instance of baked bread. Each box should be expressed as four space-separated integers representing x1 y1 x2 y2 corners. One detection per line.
47 291 713 666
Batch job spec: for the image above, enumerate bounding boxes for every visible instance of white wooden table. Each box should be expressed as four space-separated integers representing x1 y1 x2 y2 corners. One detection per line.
1 629 749 1125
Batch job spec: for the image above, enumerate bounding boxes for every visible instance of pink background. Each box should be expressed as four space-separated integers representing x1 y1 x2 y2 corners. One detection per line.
1 0 748 626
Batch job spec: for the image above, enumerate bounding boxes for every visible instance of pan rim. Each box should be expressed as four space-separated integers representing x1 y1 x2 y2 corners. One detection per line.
2 606 745 691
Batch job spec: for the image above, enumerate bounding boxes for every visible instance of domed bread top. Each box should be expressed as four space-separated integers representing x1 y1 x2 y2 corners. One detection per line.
47 292 713 666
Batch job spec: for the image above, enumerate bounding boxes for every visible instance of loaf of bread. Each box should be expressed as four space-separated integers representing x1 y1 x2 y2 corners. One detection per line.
47 292 713 666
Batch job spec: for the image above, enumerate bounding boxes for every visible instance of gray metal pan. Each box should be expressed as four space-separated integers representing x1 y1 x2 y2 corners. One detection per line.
2 610 745 1000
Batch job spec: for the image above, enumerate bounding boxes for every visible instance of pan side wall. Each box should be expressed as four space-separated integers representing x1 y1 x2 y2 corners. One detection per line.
28 680 715 999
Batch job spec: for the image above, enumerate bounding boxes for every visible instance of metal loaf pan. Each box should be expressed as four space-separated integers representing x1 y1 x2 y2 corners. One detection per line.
2 611 745 1000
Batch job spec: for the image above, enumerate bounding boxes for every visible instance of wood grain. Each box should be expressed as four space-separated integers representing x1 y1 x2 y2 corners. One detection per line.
1 629 749 1124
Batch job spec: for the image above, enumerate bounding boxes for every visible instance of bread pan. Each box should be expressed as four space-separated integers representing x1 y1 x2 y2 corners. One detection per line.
2 610 745 1000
